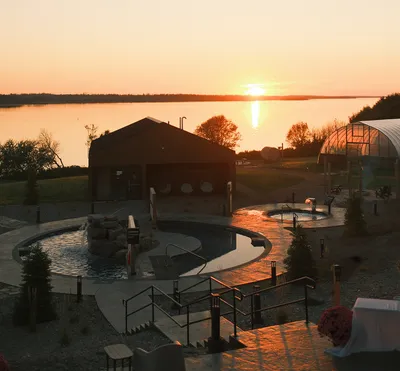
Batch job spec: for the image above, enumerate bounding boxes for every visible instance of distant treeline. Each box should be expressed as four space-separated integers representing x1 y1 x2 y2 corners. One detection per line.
0 93 378 107
0 166 88 182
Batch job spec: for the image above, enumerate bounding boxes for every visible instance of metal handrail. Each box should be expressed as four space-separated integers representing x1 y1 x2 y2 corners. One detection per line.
165 243 207 275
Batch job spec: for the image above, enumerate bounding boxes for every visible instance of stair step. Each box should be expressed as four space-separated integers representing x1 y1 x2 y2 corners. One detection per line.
154 310 242 347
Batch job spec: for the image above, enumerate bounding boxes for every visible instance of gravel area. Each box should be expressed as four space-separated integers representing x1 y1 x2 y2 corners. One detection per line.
0 284 171 371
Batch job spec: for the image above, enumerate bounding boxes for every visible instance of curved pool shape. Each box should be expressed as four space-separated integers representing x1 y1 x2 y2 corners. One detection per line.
24 230 128 280
22 222 266 279
268 210 328 221
157 221 266 277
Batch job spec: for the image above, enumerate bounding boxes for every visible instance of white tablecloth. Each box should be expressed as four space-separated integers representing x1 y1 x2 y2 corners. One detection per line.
326 298 400 357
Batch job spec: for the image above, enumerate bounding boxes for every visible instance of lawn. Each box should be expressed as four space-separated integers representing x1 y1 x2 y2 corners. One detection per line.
0 176 89 205
236 166 304 194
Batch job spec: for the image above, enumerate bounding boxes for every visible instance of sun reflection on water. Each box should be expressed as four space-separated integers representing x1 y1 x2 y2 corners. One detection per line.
251 101 260 128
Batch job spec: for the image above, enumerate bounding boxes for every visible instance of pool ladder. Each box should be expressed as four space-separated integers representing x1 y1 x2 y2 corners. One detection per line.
165 243 207 275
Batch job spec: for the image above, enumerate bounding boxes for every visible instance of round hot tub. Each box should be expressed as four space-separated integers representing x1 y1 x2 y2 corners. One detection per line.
268 209 328 221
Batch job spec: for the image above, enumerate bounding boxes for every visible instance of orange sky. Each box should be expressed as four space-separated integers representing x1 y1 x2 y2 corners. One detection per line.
1 0 399 96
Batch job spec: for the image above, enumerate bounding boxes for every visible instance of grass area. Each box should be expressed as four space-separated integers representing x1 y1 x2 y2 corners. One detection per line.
236 166 304 194
270 157 321 172
0 176 88 205
331 174 396 190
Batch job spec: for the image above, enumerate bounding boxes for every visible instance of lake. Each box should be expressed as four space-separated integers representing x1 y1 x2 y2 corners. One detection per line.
0 98 378 166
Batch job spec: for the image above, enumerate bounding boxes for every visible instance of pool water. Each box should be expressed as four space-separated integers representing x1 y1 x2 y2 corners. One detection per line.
158 221 265 276
24 230 128 280
269 210 327 221
22 222 266 279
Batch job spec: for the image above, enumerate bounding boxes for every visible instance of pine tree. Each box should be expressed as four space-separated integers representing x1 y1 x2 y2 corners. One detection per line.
13 244 57 326
23 169 39 205
284 225 317 280
344 195 367 237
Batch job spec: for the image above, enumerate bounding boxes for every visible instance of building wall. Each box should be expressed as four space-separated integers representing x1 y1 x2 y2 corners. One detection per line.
146 163 231 196
95 167 111 200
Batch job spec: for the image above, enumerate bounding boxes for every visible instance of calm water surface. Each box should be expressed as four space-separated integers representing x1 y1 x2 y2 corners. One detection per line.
0 98 378 166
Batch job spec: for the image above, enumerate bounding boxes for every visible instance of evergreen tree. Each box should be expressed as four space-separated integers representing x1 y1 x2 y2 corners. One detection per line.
284 225 317 280
13 244 57 326
23 169 39 205
344 195 367 237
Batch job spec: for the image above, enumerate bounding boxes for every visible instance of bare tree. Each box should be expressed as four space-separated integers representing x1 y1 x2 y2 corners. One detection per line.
84 124 98 149
37 129 64 168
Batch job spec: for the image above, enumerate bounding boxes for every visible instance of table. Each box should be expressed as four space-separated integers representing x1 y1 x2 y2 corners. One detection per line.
327 298 400 357
104 344 133 370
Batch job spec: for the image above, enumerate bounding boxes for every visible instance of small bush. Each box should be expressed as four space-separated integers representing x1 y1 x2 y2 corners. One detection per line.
81 325 90 335
0 353 10 371
69 314 80 324
13 244 57 326
318 306 353 347
283 225 317 280
276 309 288 324
60 328 71 346
344 195 367 237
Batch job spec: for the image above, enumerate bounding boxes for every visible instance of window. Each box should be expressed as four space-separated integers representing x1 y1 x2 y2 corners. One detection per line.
352 124 363 137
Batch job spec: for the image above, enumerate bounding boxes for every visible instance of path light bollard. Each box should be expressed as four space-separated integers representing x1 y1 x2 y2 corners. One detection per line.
292 214 297 230
292 192 295 204
253 285 263 325
271 261 277 286
333 264 341 306
77 275 82 303
208 293 224 353
320 239 325 259
36 206 41 224
374 200 378 216
172 280 180 310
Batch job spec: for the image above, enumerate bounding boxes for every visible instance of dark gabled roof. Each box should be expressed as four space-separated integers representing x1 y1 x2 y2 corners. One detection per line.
90 116 235 157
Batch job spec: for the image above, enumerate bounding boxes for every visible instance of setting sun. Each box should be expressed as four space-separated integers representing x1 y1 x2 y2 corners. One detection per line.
245 85 266 96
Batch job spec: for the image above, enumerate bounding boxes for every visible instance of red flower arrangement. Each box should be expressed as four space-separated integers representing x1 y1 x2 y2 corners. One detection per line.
0 353 9 371
317 306 353 347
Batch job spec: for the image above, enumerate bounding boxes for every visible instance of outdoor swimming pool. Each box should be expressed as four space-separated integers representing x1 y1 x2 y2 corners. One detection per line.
268 210 328 221
21 222 267 280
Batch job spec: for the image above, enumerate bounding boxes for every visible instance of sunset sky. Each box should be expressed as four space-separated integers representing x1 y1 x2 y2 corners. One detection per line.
2 0 399 96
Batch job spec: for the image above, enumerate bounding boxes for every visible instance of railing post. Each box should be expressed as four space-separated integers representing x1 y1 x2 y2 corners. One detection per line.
186 306 190 345
36 206 41 224
373 200 378 216
151 286 155 322
232 290 237 338
123 300 128 334
250 295 254 330
178 291 181 315
208 293 224 353
320 239 325 259
293 214 297 229
304 284 309 324
172 280 179 310
253 285 263 325
76 275 82 303
209 278 213 311
271 261 277 286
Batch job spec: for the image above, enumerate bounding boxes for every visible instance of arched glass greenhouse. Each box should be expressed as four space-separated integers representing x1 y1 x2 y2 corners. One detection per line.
318 119 400 165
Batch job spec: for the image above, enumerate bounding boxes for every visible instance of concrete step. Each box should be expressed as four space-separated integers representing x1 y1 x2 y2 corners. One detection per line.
154 310 242 348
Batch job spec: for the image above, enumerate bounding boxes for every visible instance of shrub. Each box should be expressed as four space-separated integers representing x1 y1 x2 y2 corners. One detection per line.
344 195 367 237
81 325 90 335
13 244 57 326
276 309 288 324
283 225 317 280
0 353 9 371
60 328 71 346
317 306 353 347
23 169 39 205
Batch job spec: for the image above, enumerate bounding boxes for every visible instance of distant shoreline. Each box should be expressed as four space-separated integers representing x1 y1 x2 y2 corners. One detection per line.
0 94 380 108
